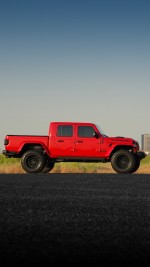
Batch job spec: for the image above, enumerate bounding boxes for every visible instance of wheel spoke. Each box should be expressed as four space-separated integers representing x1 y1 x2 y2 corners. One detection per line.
27 156 39 169
117 156 129 169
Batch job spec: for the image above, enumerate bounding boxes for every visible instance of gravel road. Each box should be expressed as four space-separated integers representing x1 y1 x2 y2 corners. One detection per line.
0 173 150 265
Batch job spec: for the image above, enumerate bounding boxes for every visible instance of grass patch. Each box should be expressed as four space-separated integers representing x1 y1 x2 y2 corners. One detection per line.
52 162 115 173
140 155 150 164
0 154 20 164
0 154 22 173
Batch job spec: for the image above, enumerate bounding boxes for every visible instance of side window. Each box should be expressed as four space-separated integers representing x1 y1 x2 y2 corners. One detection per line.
78 126 95 137
57 125 73 137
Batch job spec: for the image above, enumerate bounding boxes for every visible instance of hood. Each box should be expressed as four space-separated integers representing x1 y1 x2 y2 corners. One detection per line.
103 135 138 145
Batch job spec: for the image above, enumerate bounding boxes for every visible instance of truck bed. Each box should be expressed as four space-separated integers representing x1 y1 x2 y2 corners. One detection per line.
4 135 49 154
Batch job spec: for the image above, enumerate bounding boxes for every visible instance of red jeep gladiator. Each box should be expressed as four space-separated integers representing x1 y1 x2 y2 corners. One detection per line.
3 122 146 174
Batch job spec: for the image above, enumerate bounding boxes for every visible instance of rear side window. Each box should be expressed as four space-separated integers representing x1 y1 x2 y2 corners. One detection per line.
57 125 73 137
78 126 95 137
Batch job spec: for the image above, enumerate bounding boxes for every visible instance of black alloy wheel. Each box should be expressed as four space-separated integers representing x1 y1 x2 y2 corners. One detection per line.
21 150 45 173
111 150 137 174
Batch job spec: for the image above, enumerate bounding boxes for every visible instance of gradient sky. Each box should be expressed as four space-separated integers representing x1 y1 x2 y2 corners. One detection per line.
0 0 150 149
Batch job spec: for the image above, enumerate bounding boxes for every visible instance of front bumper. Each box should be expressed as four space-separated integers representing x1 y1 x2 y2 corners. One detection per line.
137 151 147 159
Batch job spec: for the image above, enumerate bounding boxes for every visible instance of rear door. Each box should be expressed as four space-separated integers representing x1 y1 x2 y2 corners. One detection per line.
54 124 75 156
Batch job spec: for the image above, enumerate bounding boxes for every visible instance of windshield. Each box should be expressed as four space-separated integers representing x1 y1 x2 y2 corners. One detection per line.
96 125 108 137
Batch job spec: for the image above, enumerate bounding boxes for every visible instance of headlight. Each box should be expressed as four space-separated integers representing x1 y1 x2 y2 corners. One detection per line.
132 141 139 148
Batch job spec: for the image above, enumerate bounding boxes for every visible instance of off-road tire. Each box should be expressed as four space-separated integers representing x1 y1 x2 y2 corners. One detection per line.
111 150 138 174
21 150 45 173
128 155 140 173
41 160 55 173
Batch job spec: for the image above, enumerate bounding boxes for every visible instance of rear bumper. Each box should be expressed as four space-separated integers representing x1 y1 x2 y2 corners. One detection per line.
2 150 18 157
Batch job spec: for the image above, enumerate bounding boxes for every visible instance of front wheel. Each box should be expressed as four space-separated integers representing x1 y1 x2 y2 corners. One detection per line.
21 150 45 173
128 155 140 173
111 150 138 174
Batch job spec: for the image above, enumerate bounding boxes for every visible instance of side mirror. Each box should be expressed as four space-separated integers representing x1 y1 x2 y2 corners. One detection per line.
93 132 99 138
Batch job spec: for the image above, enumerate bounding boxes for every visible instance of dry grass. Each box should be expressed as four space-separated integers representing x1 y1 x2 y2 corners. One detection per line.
136 165 150 174
0 163 23 174
51 162 116 173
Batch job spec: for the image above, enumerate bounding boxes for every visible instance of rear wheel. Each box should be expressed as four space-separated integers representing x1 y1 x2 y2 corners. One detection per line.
111 150 138 174
41 159 55 173
21 150 45 173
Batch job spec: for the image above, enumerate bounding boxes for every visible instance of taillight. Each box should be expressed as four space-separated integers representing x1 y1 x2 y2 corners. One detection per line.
4 139 9 145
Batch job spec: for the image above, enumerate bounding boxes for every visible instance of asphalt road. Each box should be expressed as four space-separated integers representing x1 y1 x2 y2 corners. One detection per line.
0 173 150 265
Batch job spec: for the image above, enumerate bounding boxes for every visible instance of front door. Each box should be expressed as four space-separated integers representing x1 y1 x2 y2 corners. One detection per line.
73 125 102 158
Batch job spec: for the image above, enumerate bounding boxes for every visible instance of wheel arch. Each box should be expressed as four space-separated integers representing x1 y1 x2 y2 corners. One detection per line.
108 145 134 159
18 143 49 157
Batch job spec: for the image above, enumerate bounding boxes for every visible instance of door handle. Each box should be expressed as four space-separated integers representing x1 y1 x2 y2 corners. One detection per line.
57 140 64 142
77 140 83 143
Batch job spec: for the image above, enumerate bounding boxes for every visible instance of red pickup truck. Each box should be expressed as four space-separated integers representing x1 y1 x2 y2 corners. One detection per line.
3 122 146 174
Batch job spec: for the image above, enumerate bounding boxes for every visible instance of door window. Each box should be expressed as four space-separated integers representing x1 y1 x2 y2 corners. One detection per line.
78 126 95 137
57 125 73 137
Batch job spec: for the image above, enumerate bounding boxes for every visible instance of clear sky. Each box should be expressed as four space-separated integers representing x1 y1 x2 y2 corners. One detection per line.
0 0 150 149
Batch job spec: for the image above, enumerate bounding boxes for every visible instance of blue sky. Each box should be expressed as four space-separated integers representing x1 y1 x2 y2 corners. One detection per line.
0 0 150 149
